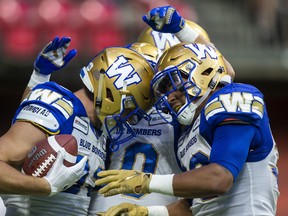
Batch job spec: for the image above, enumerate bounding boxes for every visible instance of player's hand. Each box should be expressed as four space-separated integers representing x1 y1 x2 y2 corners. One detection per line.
95 170 152 197
142 6 185 33
44 152 88 196
34 36 77 75
96 203 148 216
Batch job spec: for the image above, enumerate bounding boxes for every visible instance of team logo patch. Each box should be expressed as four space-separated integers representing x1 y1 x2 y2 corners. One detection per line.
73 117 89 134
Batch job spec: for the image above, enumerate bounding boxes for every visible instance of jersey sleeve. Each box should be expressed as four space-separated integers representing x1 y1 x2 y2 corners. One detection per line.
12 82 75 134
209 124 257 181
202 84 269 180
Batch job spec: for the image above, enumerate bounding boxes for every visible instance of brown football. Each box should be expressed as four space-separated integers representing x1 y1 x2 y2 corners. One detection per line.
22 134 78 177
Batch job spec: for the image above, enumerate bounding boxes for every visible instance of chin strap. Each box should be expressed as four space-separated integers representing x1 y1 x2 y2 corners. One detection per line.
120 80 128 113
178 86 212 125
95 69 105 115
195 67 227 107
208 67 223 89
177 67 226 125
194 87 212 108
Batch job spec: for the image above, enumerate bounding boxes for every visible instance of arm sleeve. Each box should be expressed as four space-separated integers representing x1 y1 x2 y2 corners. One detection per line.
209 124 257 181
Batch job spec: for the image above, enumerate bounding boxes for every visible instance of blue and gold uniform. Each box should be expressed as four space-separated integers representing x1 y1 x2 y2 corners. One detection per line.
92 108 182 213
178 83 279 216
3 82 106 216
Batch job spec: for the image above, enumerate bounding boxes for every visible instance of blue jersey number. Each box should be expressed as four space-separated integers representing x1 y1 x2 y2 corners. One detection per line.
121 142 158 199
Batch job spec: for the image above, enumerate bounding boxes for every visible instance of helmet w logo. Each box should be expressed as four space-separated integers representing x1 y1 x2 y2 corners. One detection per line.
106 55 142 90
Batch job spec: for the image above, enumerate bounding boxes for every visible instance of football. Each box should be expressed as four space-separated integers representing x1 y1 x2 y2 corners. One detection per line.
22 134 78 177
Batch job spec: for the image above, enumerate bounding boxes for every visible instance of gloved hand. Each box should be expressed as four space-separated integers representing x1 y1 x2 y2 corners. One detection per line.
142 6 185 33
44 151 88 196
34 36 77 75
96 203 148 216
95 170 152 197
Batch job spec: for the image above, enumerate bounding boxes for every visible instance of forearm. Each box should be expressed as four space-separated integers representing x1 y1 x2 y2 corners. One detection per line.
149 163 233 198
21 87 32 102
173 163 232 197
175 23 212 46
0 161 50 195
21 70 51 101
146 199 192 216
166 199 192 216
0 124 50 195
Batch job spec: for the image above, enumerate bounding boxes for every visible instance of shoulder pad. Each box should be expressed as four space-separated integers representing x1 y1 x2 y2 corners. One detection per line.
14 84 76 133
15 104 60 133
204 87 265 126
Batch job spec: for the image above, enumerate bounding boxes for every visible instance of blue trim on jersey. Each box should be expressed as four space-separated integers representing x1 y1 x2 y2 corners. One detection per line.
200 83 274 164
12 82 106 197
210 124 256 181
13 82 87 134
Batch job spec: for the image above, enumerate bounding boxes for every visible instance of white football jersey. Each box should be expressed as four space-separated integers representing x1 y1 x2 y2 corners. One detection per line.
91 108 182 213
2 82 106 216
178 83 279 216
178 116 279 216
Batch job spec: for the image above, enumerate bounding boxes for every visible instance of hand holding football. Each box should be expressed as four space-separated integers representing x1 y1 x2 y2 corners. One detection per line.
22 134 78 177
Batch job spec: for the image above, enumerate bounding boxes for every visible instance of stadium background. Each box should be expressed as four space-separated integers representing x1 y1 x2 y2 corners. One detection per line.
0 0 287 215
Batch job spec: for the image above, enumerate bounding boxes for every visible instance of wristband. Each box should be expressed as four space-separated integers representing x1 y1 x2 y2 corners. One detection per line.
175 23 199 43
147 206 169 216
27 69 51 89
149 174 174 196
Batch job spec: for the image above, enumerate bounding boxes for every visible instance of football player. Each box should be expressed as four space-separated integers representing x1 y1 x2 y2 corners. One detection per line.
93 6 236 215
1 38 154 215
95 6 279 216
0 39 88 195
86 42 183 214
0 37 97 216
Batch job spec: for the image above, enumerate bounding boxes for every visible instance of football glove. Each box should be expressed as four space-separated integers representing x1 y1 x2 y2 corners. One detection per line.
142 6 185 33
44 151 88 196
34 36 77 75
96 203 148 216
95 170 152 197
